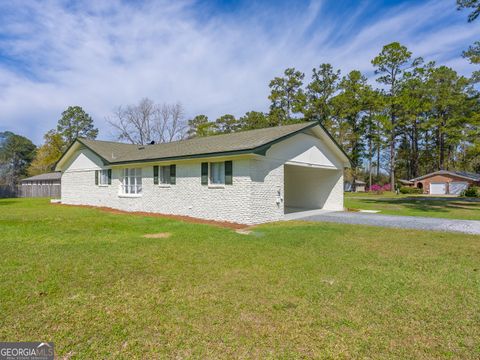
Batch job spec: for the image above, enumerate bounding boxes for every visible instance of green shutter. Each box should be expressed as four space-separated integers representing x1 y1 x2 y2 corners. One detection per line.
107 169 112 185
201 162 208 185
153 166 159 185
225 161 233 185
95 170 99 185
170 164 176 185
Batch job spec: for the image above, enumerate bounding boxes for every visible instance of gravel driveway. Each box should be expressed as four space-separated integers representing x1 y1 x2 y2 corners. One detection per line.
285 210 480 235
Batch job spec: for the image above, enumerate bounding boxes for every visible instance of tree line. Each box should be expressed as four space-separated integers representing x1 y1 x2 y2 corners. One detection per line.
186 42 480 189
0 106 99 187
2 1 478 188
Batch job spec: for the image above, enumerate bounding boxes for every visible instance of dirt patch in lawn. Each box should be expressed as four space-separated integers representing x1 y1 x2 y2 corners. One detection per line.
143 232 172 239
54 203 246 229
236 229 253 235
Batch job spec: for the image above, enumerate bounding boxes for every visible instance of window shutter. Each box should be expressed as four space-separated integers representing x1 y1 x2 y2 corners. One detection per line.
170 164 176 185
225 161 233 185
95 170 99 185
153 166 159 185
201 162 208 185
107 169 112 185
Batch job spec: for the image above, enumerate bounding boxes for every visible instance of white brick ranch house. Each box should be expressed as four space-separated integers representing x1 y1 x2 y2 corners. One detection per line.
55 122 350 224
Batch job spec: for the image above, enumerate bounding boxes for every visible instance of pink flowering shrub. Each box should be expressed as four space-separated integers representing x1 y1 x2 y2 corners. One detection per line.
381 183 391 191
370 184 382 192
368 183 391 194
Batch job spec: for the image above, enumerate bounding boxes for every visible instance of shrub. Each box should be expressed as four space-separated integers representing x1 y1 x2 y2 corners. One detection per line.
369 184 383 194
461 186 480 198
381 184 391 192
370 184 382 192
399 186 422 194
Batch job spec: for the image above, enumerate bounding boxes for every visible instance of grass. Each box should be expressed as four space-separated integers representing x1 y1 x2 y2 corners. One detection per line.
1 198 479 359
345 192 480 220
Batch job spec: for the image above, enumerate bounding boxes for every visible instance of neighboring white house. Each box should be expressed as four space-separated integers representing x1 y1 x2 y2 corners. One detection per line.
55 122 350 224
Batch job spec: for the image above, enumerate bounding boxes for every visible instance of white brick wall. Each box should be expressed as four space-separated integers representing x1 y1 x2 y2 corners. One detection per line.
61 137 345 224
249 158 285 223
62 157 257 224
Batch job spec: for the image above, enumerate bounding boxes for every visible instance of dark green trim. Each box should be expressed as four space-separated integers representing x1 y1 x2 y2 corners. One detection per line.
225 160 232 185
316 121 352 166
153 165 159 185
107 169 112 185
170 164 176 185
53 138 79 171
201 162 208 185
76 138 110 165
54 137 110 171
95 170 99 185
57 122 351 168
111 148 256 165
108 123 320 165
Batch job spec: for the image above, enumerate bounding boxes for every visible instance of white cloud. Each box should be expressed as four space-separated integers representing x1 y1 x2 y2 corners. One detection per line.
0 0 478 144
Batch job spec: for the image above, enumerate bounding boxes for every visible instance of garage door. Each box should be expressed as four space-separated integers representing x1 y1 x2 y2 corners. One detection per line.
449 182 468 195
430 183 446 195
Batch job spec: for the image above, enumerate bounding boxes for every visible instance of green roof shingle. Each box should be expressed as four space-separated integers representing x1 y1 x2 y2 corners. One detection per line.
77 122 318 164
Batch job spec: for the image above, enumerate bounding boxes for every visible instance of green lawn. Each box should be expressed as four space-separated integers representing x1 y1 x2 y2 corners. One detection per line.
345 192 480 220
1 198 479 359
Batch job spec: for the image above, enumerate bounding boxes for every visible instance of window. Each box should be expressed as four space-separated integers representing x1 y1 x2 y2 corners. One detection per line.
99 170 109 185
154 165 176 185
201 161 233 186
209 162 225 185
122 168 142 194
160 166 170 184
95 169 111 185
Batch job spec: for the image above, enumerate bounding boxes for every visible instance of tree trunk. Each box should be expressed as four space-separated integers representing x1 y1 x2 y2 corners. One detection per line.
411 120 419 178
368 132 373 190
389 108 395 191
439 130 445 170
390 134 395 191
376 120 381 180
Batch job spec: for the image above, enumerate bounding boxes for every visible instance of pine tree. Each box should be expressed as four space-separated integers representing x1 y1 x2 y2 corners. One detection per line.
57 106 98 145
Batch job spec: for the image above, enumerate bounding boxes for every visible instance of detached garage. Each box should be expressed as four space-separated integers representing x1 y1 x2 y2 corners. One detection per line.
411 171 480 195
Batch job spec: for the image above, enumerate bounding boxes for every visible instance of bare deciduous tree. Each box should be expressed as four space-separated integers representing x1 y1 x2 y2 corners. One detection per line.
108 98 187 145
155 103 186 143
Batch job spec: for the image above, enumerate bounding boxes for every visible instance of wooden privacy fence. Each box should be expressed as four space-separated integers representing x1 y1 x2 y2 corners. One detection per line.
0 186 17 198
0 184 61 198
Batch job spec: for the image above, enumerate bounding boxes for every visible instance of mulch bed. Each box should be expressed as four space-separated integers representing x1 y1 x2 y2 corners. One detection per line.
53 203 247 229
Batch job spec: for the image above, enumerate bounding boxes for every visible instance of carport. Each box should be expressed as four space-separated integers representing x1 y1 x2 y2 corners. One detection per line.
284 164 343 214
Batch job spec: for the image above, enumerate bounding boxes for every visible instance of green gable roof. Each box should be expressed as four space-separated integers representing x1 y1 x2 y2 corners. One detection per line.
56 121 350 168
77 122 319 164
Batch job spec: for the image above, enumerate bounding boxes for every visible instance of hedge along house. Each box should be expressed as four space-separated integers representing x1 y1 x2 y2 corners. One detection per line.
411 170 480 195
55 122 350 224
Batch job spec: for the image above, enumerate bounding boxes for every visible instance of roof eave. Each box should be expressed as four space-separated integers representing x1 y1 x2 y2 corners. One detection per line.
317 121 352 167
55 138 110 171
55 122 351 169
411 170 479 182
103 122 320 165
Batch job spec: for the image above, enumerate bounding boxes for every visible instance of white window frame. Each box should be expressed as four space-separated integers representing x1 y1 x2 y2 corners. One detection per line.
209 162 225 186
160 165 171 185
121 168 142 195
99 169 109 186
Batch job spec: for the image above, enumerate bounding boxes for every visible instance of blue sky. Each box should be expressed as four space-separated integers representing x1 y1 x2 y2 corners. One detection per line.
0 0 478 144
